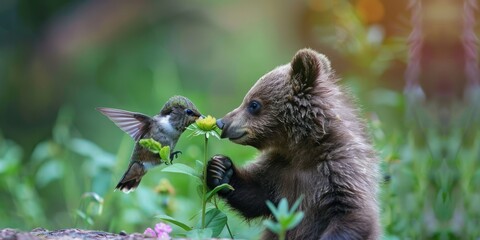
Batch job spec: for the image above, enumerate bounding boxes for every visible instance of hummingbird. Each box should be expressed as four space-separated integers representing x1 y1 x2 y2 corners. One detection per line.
97 95 202 193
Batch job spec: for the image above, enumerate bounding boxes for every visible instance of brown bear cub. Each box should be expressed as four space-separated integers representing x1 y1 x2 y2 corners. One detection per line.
207 49 380 240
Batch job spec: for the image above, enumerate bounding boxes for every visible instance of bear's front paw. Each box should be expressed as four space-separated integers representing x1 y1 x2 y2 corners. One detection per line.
207 155 234 195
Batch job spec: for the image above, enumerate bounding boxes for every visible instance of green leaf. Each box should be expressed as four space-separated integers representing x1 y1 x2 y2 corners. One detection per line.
286 212 304 230
266 200 279 217
159 145 170 161
263 219 281 234
35 160 64 187
204 208 227 237
195 160 204 172
76 209 86 219
189 206 215 222
278 198 288 214
75 210 93 226
196 185 204 199
289 195 304 214
139 138 162 153
206 183 234 202
161 163 201 183
156 214 192 231
210 130 221 139
186 228 213 239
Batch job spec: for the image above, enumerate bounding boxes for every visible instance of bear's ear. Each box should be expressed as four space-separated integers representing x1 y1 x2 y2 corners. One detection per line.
291 48 331 89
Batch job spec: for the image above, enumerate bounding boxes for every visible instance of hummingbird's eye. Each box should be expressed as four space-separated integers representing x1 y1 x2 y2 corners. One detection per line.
247 100 261 115
185 109 194 116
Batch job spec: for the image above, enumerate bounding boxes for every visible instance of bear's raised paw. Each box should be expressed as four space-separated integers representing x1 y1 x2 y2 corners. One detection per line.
206 155 234 195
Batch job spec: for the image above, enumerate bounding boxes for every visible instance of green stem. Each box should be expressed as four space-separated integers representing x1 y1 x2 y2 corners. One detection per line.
279 230 285 240
201 136 208 229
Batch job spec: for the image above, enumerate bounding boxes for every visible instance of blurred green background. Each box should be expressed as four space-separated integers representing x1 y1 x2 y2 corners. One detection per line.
1 0 479 239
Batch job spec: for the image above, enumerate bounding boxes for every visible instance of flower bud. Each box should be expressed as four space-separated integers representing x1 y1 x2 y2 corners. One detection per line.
195 115 217 131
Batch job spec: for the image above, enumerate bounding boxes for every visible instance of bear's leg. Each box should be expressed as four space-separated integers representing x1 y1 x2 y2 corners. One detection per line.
318 212 379 240
207 155 272 219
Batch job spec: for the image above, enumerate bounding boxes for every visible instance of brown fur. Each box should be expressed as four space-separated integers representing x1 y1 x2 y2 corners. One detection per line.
207 49 380 239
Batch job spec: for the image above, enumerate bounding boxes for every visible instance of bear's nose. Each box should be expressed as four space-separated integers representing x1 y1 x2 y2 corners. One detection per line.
216 118 225 129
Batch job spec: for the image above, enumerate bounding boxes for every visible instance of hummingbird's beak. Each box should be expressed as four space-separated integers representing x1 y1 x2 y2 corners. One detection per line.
193 111 203 118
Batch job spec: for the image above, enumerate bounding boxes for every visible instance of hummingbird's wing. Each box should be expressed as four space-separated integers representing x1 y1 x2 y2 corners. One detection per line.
96 108 151 141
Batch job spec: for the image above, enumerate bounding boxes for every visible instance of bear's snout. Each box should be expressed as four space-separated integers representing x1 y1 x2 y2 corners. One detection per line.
216 118 225 129
218 116 247 141
219 121 231 139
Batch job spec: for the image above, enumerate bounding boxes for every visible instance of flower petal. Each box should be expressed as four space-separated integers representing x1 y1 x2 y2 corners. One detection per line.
157 232 171 240
155 222 172 234
143 228 156 237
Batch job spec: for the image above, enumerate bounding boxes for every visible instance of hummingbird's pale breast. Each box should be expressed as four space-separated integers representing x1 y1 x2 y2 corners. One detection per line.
151 115 180 150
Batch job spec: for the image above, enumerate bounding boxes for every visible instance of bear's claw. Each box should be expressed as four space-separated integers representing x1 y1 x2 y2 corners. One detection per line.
207 155 234 195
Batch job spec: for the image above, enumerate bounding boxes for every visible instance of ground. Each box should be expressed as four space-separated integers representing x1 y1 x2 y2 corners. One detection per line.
0 228 148 240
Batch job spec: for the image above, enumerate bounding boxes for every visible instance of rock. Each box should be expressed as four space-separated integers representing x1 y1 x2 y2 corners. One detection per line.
0 228 151 240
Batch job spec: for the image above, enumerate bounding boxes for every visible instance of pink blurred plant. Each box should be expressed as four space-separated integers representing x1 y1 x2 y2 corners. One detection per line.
143 222 172 239
143 228 156 238
155 222 172 239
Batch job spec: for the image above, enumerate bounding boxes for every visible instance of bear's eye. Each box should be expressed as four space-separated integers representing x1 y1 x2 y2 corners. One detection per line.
247 100 261 115
185 109 194 116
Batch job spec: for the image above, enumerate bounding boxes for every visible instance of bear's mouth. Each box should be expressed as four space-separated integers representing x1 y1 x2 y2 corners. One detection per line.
221 128 247 141
228 132 247 141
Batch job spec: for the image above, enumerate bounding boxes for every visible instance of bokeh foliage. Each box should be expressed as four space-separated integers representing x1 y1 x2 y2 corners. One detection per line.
1 0 479 239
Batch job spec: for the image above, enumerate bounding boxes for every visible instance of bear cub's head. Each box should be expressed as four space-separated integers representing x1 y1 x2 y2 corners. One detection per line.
218 48 336 150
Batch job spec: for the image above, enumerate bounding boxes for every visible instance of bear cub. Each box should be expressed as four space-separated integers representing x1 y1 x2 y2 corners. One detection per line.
207 49 380 240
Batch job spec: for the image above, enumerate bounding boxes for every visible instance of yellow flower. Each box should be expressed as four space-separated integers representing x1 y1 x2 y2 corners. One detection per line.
196 115 217 131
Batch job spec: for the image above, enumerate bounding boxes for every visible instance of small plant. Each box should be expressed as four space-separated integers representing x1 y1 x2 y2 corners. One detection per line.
75 192 104 228
263 196 304 240
142 116 233 239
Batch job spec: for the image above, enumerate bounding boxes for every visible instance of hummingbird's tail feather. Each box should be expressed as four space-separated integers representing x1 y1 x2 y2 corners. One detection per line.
115 161 146 193
115 179 142 193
